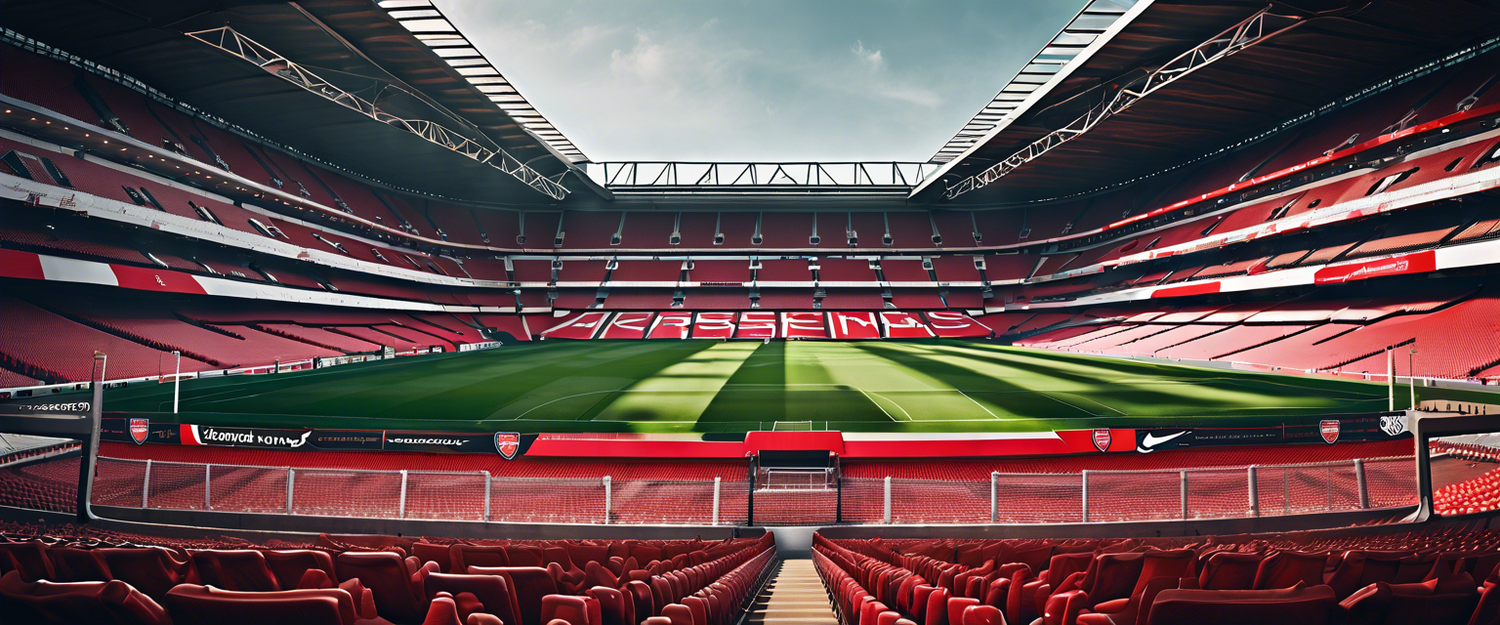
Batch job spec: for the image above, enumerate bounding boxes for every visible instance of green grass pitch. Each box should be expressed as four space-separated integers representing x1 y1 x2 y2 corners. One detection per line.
97 339 1491 434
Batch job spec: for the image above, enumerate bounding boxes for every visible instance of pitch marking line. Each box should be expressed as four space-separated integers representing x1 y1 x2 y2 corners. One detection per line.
1036 393 1105 418
863 390 913 422
1056 393 1127 416
954 389 1003 420
505 388 626 420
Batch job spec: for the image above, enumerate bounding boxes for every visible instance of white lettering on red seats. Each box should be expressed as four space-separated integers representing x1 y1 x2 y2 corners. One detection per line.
782 312 828 339
924 311 992 337
541 311 611 339
647 312 694 339
736 312 777 339
880 311 935 338
692 312 737 339
830 312 881 339
600 312 654 339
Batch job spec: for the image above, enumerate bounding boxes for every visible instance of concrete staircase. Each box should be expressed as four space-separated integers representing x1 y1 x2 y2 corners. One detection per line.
745 558 839 625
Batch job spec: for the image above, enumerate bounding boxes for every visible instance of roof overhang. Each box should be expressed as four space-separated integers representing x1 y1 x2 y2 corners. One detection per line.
913 0 1500 205
0 0 609 203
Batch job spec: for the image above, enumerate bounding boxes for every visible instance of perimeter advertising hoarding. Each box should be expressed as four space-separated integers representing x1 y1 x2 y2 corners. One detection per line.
99 417 527 457
1134 414 1410 453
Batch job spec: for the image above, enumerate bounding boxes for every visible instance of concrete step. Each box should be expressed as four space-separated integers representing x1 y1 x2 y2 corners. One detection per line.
742 559 838 625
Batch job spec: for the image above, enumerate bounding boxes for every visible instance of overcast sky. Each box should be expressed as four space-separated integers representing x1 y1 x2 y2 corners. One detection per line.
434 0 1083 163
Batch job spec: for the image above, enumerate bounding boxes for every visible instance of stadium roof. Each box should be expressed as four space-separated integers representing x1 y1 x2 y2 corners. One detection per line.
914 0 1500 205
0 0 606 203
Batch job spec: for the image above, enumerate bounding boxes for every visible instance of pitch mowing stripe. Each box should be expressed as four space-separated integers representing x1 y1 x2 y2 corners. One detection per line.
587 341 762 423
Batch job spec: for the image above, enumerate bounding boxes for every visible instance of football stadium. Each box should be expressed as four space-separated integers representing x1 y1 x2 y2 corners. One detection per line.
5 0 1500 623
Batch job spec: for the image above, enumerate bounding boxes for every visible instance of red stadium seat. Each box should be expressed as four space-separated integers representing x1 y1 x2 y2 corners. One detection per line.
468 566 559 625
1253 551 1328 590
0 570 170 625
1338 575 1481 625
97 548 192 603
163 583 381 625
1143 584 1337 625
1196 552 1263 591
336 551 434 624
424 573 522 625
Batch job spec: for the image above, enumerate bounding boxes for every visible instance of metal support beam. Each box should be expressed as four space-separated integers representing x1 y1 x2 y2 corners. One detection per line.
398 470 408 519
185 26 568 200
884 476 893 524
590 161 934 194
991 471 1000 523
1248 466 1259 517
944 8 1306 200
602 475 612 525
1355 459 1369 509
712 477 722 526
1180 470 1189 520
1081 470 1090 523
141 459 152 509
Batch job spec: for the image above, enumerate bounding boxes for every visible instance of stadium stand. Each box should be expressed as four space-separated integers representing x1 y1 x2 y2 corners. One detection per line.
0 520 777 625
812 522 1500 625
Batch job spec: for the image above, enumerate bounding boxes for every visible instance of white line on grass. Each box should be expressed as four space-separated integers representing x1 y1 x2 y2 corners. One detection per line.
955 389 1003 420
1036 393 1104 418
863 390 912 422
854 387 903 422
504 388 626 420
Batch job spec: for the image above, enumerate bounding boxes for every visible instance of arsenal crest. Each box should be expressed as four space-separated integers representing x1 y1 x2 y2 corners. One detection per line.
494 432 520 460
1092 429 1112 453
129 418 149 445
1320 420 1340 445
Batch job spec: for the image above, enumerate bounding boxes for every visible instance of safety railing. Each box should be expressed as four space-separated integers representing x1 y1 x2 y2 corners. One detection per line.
833 456 1415 525
88 458 745 526
81 456 1414 527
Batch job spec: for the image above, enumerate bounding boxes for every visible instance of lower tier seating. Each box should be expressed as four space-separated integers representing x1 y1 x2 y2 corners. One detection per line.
815 522 1500 625
0 522 776 625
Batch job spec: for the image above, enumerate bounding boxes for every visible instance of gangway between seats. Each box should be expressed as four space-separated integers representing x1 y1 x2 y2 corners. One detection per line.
743 559 838 625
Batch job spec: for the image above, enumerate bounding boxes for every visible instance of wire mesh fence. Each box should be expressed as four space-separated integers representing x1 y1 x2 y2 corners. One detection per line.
830 456 1415 526
73 455 1415 526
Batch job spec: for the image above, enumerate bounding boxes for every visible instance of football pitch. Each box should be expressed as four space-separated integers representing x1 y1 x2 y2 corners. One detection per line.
96 339 1494 434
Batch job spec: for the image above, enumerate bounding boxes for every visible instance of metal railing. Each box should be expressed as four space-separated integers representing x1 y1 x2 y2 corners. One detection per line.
834 456 1414 525
91 458 747 526
84 456 1413 527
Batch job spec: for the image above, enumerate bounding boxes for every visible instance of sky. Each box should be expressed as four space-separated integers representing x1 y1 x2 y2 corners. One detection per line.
434 0 1084 163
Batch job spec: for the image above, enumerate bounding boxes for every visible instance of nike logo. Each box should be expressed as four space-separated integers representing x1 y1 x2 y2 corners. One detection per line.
1137 431 1189 453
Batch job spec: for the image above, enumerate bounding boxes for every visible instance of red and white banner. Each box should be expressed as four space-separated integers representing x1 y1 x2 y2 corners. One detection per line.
782 312 828 339
829 312 881 339
881 311 936 338
599 312 653 339
541 312 610 339
924 311 992 337
1313 250 1436 285
692 312 737 338
736 312 777 339
647 312 694 339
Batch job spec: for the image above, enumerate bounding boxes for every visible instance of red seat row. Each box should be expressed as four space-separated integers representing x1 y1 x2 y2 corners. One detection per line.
818 526 1500 625
0 529 775 625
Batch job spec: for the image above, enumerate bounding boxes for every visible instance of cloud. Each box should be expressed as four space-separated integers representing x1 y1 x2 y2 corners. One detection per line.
609 31 668 79
431 0 1080 162
852 40 883 70
566 24 622 52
